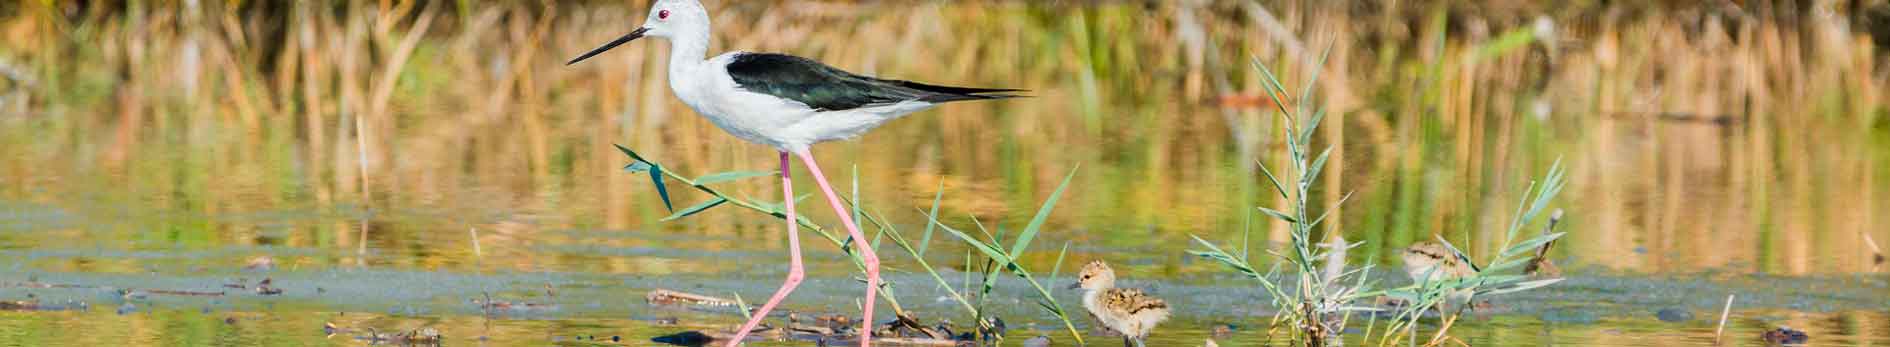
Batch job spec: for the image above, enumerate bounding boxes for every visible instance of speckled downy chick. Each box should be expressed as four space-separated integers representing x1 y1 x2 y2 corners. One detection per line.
1402 242 1476 284
1402 241 1478 310
1070 260 1169 347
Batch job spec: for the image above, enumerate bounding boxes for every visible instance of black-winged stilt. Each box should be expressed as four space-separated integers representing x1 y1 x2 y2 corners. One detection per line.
566 1 1021 345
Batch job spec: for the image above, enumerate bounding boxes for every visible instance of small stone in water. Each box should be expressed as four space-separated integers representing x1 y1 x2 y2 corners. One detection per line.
1021 335 1052 347
1211 324 1235 339
1761 326 1809 345
1655 308 1694 322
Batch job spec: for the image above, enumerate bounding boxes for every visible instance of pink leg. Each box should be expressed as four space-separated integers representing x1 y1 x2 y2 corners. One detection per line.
724 152 806 347
793 149 879 347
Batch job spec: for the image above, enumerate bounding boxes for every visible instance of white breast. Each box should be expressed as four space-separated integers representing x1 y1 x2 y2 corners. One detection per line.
668 52 818 150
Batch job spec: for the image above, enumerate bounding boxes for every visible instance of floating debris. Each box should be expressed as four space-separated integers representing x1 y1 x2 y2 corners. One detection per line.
880 312 950 340
408 328 443 344
645 289 736 307
0 301 35 311
1021 335 1052 347
651 331 715 346
323 322 338 337
3 299 90 312
1210 324 1235 339
244 256 276 271
254 278 283 295
1760 326 1808 345
121 288 225 298
471 298 555 311
327 321 442 346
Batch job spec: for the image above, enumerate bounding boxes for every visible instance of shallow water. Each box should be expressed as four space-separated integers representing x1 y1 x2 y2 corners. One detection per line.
5 0 1890 346
0 260 1886 346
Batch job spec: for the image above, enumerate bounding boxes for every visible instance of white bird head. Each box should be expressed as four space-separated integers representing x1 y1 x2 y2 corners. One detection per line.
566 0 710 65
637 0 709 40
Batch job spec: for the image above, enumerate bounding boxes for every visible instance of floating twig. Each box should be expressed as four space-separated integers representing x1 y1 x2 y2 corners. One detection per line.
1715 294 1735 344
1525 210 1566 277
646 289 737 307
469 227 482 257
1864 232 1883 265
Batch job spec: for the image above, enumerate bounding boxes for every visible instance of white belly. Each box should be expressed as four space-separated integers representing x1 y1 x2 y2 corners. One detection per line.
676 87 931 152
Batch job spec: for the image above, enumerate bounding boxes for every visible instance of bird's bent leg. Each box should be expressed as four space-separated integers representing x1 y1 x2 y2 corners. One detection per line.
793 148 879 347
724 152 806 347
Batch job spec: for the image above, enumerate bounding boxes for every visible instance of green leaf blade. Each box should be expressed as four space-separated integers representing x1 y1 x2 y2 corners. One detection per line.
694 171 775 184
662 197 728 221
1257 206 1299 223
1012 167 1079 257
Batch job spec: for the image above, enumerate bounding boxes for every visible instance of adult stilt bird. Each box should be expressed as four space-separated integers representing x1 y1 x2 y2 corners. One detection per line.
566 1 1021 345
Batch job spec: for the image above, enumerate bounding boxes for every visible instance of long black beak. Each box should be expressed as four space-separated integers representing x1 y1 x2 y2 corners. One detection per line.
566 27 650 66
1066 282 1081 290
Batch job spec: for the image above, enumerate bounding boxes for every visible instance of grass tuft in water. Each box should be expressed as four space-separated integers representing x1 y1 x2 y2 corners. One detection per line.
1189 56 1570 346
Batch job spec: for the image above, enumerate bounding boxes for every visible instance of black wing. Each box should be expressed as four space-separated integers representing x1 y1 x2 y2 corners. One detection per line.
725 53 1022 112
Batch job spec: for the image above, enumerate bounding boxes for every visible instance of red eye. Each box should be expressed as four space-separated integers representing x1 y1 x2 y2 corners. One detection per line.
658 10 670 20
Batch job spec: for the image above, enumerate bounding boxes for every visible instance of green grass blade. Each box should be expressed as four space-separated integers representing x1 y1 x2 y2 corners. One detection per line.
1011 166 1078 257
694 170 775 184
650 165 672 212
1255 160 1291 200
1299 44 1332 116
1050 241 1071 284
1299 108 1327 147
661 197 728 221
1482 258 1531 274
851 165 863 232
1480 278 1564 296
1304 146 1333 186
612 144 650 163
933 217 1013 265
919 182 944 257
1257 206 1299 223
1500 232 1566 259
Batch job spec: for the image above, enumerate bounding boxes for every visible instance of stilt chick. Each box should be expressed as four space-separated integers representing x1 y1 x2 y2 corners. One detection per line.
1071 261 1169 347
1402 241 1478 310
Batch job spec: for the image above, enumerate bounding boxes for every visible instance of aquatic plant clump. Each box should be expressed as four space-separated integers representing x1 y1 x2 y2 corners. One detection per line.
1189 55 1569 346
